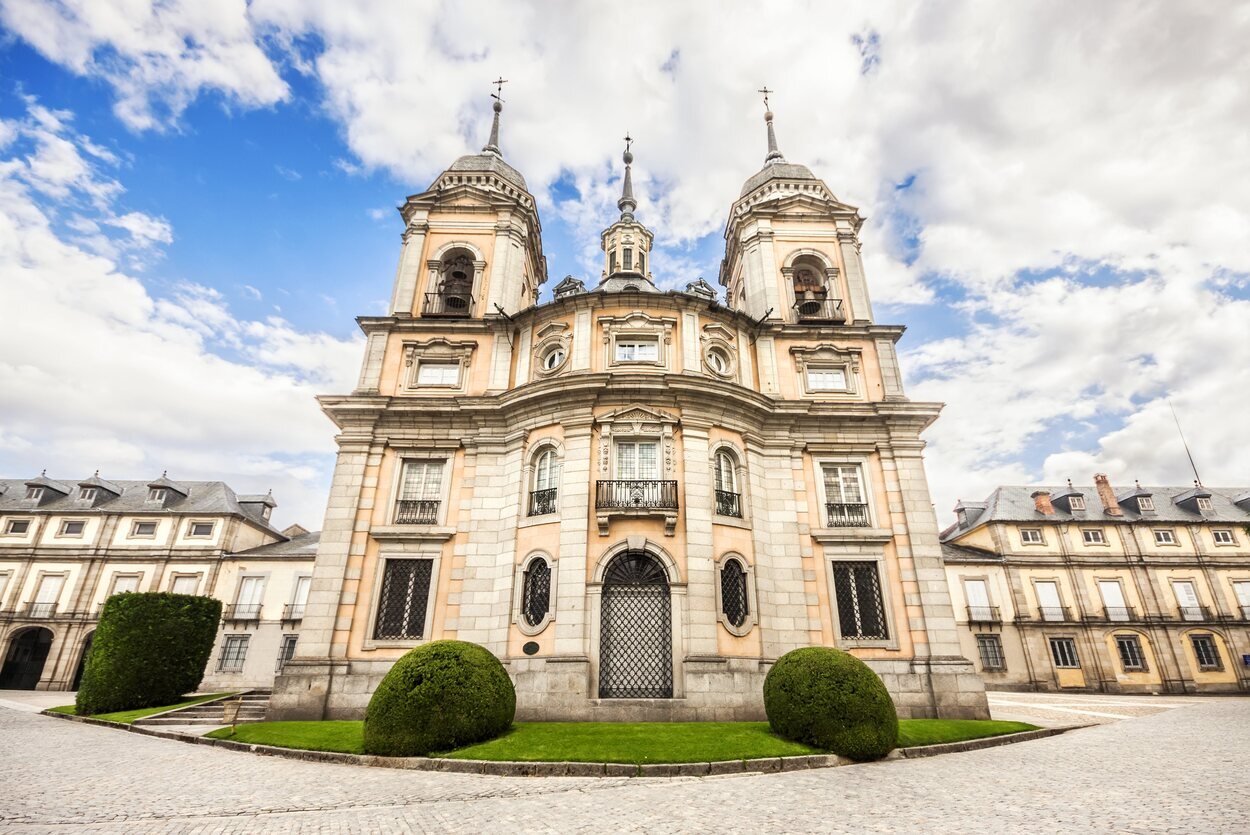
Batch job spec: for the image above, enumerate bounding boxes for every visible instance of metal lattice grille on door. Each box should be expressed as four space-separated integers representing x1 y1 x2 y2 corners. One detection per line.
599 552 673 698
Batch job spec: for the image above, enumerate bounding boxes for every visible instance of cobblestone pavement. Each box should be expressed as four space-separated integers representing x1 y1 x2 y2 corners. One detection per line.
1 697 1247 833
985 689 1211 727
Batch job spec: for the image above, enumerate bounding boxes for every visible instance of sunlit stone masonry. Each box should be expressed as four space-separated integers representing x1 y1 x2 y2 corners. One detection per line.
270 93 989 721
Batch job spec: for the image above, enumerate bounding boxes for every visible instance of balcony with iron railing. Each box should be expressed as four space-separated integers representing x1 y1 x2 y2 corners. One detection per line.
282 604 305 622
1094 606 1137 623
595 480 680 536
966 605 1001 623
394 499 440 525
714 489 742 518
24 602 57 619
1034 606 1072 623
792 296 846 324
528 488 557 517
223 604 262 622
825 502 870 527
422 291 474 318
1178 605 1212 622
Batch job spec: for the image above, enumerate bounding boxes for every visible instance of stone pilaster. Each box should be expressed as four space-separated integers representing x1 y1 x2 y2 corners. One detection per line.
746 443 811 659
553 418 594 657
356 331 389 393
388 223 427 316
838 231 874 324
680 422 718 657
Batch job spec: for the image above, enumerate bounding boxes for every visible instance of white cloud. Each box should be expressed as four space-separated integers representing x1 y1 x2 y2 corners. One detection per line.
0 97 362 527
5 1 1250 528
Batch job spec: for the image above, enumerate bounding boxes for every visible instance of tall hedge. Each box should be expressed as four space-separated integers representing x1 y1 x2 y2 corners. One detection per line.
75 592 222 715
363 640 515 757
763 646 899 761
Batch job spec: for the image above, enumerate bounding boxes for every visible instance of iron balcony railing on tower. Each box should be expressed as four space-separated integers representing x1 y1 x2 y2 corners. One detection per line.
825 502 870 527
714 489 742 518
528 488 557 517
422 291 474 318
595 480 679 510
394 499 440 525
792 296 846 324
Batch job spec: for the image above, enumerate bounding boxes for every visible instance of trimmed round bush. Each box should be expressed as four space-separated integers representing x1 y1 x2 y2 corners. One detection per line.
76 592 222 716
363 640 515 757
763 646 898 761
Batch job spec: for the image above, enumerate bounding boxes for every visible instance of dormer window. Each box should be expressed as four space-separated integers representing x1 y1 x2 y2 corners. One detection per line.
1196 497 1213 512
148 487 167 503
1137 496 1155 512
262 506 272 521
79 487 97 502
1068 496 1086 511
25 487 43 501
623 248 633 270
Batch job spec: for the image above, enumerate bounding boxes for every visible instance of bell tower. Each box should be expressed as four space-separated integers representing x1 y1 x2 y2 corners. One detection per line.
598 135 658 293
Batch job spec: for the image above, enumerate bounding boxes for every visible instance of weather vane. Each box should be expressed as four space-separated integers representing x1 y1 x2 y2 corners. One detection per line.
492 76 509 103
758 85 773 111
624 132 633 154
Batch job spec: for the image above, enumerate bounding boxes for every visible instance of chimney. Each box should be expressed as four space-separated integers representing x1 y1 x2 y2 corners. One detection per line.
1031 490 1055 515
1093 473 1123 516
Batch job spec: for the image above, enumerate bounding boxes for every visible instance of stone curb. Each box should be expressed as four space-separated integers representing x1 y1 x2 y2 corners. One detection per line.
39 710 1074 778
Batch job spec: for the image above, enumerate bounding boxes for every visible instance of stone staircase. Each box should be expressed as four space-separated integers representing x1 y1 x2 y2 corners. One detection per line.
133 689 271 727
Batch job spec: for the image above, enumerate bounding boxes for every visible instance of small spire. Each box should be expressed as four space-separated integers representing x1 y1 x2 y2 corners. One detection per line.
482 77 508 157
618 133 636 220
759 85 784 164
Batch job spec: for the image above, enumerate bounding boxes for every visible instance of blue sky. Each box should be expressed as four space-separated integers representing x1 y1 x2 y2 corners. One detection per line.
0 1 1248 528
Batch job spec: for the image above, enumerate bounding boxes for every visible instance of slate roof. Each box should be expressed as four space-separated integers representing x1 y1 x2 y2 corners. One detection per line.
739 161 819 198
231 530 320 558
445 152 528 191
943 483 1250 541
0 477 284 536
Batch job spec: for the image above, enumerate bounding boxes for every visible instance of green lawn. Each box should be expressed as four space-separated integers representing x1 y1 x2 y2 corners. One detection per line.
48 692 233 724
206 718 1039 763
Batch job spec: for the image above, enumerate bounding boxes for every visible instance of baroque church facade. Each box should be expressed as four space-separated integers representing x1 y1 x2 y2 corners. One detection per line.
270 95 989 721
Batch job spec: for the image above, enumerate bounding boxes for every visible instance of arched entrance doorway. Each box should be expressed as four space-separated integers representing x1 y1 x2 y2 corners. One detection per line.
599 551 672 698
71 631 95 690
0 628 54 690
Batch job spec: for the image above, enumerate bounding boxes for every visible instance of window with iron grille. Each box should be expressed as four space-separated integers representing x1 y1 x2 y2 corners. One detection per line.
975 634 1005 671
831 561 888 640
521 559 551 628
720 559 749 628
1190 635 1222 670
276 634 298 672
1049 637 1079 668
1115 635 1146 671
218 635 249 671
373 559 434 640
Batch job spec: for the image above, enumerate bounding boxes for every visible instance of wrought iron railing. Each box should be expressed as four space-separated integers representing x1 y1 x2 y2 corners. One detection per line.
24 602 56 618
528 488 557 517
422 292 473 318
1038 606 1071 622
825 502 870 527
595 480 679 510
1241 606 1250 621
1178 605 1211 622
224 604 262 622
966 605 1001 623
282 604 305 621
394 499 440 524
1101 606 1136 622
714 489 742 518
792 296 845 323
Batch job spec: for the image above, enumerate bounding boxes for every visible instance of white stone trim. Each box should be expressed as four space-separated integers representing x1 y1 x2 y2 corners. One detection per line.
512 550 557 636
386 452 455 527
714 552 758 637
810 454 877 529
402 338 477 394
600 312 676 371
709 441 751 527
824 550 900 650
362 552 443 650
520 437 563 523
699 322 739 382
530 322 572 380
791 343 862 398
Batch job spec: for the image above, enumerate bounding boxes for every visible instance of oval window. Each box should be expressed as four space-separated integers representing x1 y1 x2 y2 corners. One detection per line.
542 346 566 371
707 348 730 375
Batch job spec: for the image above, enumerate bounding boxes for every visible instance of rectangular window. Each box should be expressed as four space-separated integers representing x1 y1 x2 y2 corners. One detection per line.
373 558 435 640
806 367 848 392
170 574 199 595
1098 580 1130 621
0 572 9 607
130 520 158 538
614 338 659 362
416 361 461 386
148 488 167 502
1153 529 1176 545
1233 581 1250 617
609 249 617 272
964 579 994 621
1196 496 1213 512
25 487 43 501
1036 580 1065 621
395 459 445 524
1049 637 1080 668
1212 529 1235 545
975 634 1005 671
1137 496 1155 512
4 519 31 535
1190 635 1222 671
831 561 889 640
1172 580 1203 620
1021 528 1044 545
1115 635 1147 671
79 487 97 501
615 441 659 480
1068 495 1086 511
187 521 215 538
276 635 299 672
58 520 86 537
623 247 633 270
31 574 64 617
821 464 865 505
234 576 265 619
1082 529 1105 545
218 635 250 672
110 574 140 596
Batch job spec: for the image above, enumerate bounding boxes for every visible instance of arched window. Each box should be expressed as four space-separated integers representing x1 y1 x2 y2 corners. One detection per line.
425 249 475 317
720 558 749 628
521 558 551 628
529 448 559 516
714 451 741 518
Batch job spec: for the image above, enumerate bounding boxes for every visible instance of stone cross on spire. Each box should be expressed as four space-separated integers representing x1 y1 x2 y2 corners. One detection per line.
617 132 637 220
759 85 785 164
482 76 508 156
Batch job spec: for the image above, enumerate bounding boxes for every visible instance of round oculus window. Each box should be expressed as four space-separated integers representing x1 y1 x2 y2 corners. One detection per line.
706 348 730 375
542 346 566 371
